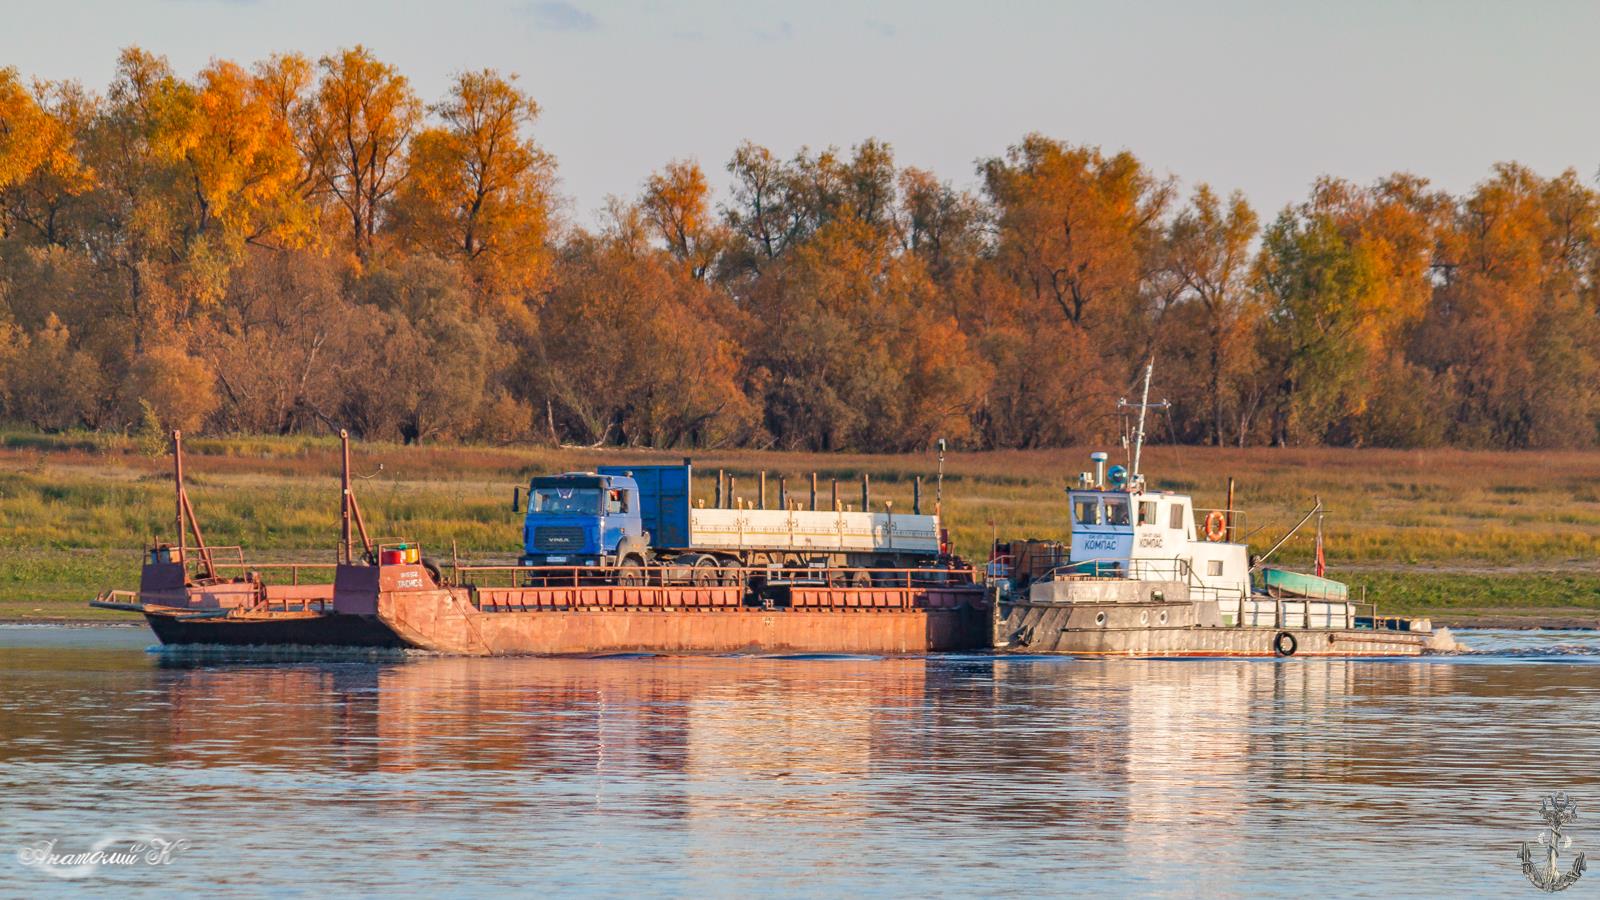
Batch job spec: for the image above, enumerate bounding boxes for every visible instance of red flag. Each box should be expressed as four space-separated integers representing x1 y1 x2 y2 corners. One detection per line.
1314 526 1326 578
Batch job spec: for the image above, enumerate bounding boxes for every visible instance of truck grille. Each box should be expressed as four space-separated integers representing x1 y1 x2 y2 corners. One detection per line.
534 526 586 551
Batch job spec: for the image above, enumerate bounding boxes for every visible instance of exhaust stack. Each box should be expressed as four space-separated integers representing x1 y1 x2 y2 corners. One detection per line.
1090 452 1109 489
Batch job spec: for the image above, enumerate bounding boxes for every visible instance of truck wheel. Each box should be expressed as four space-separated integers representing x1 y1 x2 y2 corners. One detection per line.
850 570 872 589
718 558 742 587
691 556 720 586
618 557 646 587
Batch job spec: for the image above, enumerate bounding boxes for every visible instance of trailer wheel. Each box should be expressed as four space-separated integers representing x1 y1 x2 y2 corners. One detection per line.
618 556 646 587
850 570 872 589
718 558 743 588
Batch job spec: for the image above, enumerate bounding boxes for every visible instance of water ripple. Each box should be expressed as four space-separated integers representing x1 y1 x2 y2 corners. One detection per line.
0 626 1594 897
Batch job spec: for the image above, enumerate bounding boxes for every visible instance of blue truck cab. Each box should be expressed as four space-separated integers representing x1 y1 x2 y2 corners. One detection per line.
518 463 695 568
519 472 644 567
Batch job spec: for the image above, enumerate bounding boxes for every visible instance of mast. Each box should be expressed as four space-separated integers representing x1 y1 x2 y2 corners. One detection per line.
340 429 352 565
1118 358 1169 489
1132 358 1153 481
174 429 184 569
172 430 217 580
338 429 375 564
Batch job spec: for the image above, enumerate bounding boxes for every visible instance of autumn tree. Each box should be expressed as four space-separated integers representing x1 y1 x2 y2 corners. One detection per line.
532 205 755 447
1255 178 1433 445
344 256 506 442
179 60 307 248
1418 165 1600 447
303 46 420 261
248 52 322 238
896 167 984 291
1160 185 1261 445
640 159 723 280
721 139 901 280
74 48 199 351
391 69 555 302
0 314 104 429
0 69 93 243
743 214 983 451
982 135 1172 332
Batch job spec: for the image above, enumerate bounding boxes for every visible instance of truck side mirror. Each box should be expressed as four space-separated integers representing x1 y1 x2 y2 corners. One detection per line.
511 486 521 512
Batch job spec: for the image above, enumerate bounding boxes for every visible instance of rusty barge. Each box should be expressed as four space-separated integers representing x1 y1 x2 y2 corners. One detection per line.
91 432 989 655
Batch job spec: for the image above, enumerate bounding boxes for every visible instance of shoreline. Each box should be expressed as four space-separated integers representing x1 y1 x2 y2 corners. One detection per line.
1430 615 1600 631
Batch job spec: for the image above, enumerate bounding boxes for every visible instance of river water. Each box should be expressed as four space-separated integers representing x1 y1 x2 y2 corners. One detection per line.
3 626 1598 897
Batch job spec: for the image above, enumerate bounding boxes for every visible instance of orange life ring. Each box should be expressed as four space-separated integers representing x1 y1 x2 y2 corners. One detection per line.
1203 510 1228 542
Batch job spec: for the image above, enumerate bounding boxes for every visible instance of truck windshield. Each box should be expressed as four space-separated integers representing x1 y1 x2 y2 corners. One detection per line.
532 487 602 515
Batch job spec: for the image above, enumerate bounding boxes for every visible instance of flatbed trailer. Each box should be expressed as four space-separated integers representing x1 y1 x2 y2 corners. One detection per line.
521 463 958 582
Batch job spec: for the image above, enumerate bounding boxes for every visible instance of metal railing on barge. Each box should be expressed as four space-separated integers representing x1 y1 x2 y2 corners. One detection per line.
133 542 348 614
442 562 984 613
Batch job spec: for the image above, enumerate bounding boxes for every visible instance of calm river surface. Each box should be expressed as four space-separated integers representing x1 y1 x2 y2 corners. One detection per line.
4 625 1599 897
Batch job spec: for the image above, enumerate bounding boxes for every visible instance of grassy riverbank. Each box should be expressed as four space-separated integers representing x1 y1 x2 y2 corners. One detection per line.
4 430 1599 623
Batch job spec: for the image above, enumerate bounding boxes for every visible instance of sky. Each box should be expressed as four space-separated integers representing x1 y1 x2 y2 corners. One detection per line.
5 0 1599 225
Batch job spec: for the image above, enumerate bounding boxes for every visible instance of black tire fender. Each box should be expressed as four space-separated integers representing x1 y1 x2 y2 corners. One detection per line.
1274 631 1298 657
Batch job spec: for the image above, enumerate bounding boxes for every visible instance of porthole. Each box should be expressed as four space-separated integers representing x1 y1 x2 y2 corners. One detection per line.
1158 611 1169 625
1094 611 1107 627
1139 611 1149 625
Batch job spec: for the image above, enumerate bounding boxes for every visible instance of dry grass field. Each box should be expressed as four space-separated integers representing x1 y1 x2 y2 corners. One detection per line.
3 430 1598 622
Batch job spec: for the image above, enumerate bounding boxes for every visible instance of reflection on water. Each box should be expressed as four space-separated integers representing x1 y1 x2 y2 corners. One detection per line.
3 627 1599 896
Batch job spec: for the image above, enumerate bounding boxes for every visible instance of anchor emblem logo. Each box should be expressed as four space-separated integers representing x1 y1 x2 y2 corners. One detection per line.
1520 793 1587 892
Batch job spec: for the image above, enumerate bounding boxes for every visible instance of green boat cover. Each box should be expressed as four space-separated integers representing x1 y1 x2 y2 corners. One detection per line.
1262 567 1349 601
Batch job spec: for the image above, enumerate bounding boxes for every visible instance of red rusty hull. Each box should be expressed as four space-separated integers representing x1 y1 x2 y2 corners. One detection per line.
113 561 989 655
376 586 989 656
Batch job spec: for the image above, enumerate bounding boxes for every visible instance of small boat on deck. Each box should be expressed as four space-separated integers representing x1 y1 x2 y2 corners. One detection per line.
1260 566 1349 602
990 361 1450 658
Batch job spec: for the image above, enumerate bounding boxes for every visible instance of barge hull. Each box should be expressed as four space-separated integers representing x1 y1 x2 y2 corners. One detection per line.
377 588 988 656
144 611 405 648
997 601 1428 657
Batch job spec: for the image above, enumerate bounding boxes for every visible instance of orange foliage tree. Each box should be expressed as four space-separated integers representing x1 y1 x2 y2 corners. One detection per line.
3 46 1600 451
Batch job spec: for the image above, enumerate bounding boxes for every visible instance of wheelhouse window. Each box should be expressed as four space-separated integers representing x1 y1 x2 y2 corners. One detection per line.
1073 497 1100 526
1207 560 1223 577
532 487 603 515
1169 503 1187 530
1103 498 1131 527
1139 501 1158 525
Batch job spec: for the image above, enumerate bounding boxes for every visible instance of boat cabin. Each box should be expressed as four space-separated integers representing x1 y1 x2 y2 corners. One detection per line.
1066 458 1250 606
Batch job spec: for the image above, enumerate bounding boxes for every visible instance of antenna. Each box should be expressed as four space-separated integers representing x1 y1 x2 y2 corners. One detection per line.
1117 357 1169 488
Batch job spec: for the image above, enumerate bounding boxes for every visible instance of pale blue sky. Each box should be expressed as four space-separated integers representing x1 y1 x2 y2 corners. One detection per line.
5 0 1597 224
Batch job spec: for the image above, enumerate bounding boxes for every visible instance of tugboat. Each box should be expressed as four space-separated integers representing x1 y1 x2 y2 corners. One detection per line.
991 362 1452 657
